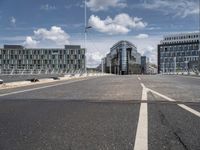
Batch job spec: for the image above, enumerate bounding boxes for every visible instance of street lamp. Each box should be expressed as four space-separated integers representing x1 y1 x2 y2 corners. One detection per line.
84 0 93 74
185 60 189 74
174 57 176 74
198 0 200 73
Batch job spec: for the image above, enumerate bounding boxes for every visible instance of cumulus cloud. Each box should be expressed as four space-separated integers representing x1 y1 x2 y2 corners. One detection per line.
88 13 147 35
142 45 157 63
34 26 70 45
40 4 56 10
87 51 104 67
86 0 126 11
135 34 149 39
142 0 198 18
131 36 161 63
23 36 39 48
23 26 70 48
10 16 16 25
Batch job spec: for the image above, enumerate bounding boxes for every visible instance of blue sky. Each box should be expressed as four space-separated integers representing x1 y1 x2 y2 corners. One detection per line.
0 0 199 67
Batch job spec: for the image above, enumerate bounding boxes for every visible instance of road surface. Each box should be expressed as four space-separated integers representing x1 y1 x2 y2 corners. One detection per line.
0 75 199 150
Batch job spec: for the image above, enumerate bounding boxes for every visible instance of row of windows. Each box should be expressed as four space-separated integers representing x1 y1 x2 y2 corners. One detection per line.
160 45 199 51
0 49 85 55
164 34 199 40
0 64 84 69
0 54 85 60
162 40 199 45
161 63 197 68
0 59 84 64
160 57 198 62
160 51 198 57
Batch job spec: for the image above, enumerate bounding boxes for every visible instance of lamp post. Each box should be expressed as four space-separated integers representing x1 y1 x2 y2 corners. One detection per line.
185 60 189 74
198 0 200 72
174 57 176 74
162 56 165 74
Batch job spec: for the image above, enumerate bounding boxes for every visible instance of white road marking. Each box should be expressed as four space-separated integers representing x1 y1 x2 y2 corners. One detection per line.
134 83 148 150
148 88 200 118
138 77 141 81
0 78 93 97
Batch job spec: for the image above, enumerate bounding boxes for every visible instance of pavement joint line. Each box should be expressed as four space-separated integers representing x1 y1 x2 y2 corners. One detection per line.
148 88 200 118
177 75 200 79
134 83 148 150
0 77 96 97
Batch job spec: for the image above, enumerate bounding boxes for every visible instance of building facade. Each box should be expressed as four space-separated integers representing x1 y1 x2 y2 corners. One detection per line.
0 45 86 74
158 32 200 73
141 56 150 74
103 41 142 75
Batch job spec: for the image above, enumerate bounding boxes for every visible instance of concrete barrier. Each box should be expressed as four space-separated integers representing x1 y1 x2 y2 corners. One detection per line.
0 73 111 90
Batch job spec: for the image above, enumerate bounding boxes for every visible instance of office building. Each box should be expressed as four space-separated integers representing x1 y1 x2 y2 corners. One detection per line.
157 32 200 73
0 45 86 74
141 56 150 74
103 41 142 75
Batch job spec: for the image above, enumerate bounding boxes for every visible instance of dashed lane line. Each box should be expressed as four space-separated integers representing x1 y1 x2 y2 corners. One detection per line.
0 77 95 97
138 77 141 81
134 83 148 150
148 88 200 118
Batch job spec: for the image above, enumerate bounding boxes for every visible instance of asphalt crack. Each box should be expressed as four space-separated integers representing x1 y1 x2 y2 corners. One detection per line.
158 110 189 150
149 91 190 150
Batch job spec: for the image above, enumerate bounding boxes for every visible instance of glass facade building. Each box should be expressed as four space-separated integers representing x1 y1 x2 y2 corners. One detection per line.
0 45 86 74
158 32 200 73
104 41 141 75
141 56 150 74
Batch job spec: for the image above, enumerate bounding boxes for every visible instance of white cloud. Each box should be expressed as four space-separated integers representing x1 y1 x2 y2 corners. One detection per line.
10 16 16 25
87 51 104 67
88 13 147 35
23 36 39 48
40 4 56 10
131 36 161 64
23 26 70 47
142 45 157 63
86 0 126 11
142 0 199 18
135 33 149 39
64 5 72 9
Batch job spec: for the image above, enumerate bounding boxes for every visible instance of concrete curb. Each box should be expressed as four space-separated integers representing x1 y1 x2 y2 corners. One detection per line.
0 74 111 90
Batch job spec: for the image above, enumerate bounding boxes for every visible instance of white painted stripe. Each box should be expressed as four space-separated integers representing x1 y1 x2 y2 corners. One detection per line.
134 83 148 150
0 78 92 97
178 104 200 117
148 89 200 117
138 77 141 81
148 89 175 102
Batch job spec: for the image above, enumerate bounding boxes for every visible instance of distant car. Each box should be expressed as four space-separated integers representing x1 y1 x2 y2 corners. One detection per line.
51 77 60 80
27 78 39 82
0 79 3 84
70 73 75 77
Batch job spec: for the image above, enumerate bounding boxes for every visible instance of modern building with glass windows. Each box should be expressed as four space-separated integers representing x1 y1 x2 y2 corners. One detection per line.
0 45 86 74
158 32 200 73
141 56 150 74
103 41 141 75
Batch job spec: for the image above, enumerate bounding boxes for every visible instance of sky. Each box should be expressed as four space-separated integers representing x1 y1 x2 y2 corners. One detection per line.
0 0 199 67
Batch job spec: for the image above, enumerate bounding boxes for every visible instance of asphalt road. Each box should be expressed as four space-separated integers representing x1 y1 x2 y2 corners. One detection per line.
0 75 199 150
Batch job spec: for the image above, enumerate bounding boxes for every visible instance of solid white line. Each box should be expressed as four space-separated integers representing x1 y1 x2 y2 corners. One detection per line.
138 77 141 81
148 89 175 102
148 88 200 117
0 78 92 97
134 83 148 150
